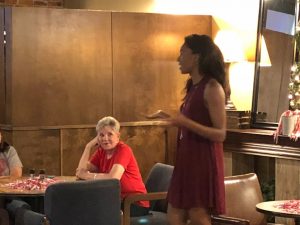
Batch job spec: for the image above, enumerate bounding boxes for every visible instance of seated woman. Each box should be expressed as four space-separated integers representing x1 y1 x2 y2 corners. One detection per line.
0 130 23 178
76 116 150 217
0 130 24 225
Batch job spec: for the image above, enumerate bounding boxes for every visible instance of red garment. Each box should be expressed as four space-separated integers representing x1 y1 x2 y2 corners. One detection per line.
167 77 225 214
90 141 149 208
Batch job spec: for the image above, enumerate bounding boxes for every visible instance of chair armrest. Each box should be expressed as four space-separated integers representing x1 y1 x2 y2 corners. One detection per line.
7 199 31 217
15 208 46 225
124 192 167 205
211 215 250 225
123 191 167 225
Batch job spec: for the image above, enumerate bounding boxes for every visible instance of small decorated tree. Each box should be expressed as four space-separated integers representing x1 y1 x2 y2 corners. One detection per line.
288 26 300 110
274 22 300 141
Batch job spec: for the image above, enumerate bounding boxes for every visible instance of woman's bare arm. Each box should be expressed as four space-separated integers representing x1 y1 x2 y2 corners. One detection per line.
9 166 22 178
169 79 226 142
76 164 125 180
77 137 98 171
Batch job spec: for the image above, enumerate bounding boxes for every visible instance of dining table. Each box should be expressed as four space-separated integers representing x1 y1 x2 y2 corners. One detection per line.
256 200 300 225
0 175 76 212
0 176 76 196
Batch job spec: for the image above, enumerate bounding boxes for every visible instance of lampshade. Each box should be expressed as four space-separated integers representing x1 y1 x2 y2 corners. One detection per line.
214 30 246 63
260 35 272 67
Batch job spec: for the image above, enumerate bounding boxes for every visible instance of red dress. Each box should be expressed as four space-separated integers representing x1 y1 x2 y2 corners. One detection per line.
167 77 225 214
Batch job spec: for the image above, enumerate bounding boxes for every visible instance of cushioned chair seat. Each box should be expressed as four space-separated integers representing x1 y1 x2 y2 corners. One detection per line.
130 211 168 225
6 199 31 216
6 199 32 225
16 209 45 225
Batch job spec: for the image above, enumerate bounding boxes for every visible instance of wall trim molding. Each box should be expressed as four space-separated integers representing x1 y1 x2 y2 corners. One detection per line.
225 129 300 160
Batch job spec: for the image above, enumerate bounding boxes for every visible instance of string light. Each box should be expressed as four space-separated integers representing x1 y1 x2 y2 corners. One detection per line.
289 62 300 109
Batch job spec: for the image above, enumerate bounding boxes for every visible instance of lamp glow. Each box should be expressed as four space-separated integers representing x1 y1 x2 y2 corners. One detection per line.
214 30 246 110
260 35 272 67
214 30 246 63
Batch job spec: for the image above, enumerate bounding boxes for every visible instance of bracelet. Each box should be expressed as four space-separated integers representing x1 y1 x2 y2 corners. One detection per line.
94 173 97 180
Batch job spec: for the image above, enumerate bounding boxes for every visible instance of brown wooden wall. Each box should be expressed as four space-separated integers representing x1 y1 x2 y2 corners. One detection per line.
0 9 4 124
112 13 211 121
3 123 176 179
5 8 113 126
0 0 63 7
0 7 212 178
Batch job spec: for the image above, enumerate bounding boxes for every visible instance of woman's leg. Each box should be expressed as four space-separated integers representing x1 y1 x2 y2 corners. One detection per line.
167 203 188 225
0 208 9 225
120 202 149 217
188 207 211 225
129 204 149 217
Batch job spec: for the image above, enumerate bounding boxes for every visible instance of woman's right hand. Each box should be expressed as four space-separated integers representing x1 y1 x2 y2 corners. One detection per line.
146 110 171 119
86 136 98 149
76 168 89 180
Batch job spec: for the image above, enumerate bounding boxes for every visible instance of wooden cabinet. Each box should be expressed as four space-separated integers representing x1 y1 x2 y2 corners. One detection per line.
224 129 300 225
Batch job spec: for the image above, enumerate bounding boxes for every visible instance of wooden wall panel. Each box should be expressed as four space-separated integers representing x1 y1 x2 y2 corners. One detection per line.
4 8 12 124
0 8 5 124
275 158 300 225
9 8 112 126
61 127 95 175
0 9 212 182
224 151 232 176
232 153 255 175
120 125 166 179
61 125 167 179
112 13 212 122
12 129 61 175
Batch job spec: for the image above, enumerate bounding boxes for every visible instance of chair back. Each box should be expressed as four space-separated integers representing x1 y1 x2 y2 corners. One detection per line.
44 179 120 225
224 173 265 225
145 163 174 212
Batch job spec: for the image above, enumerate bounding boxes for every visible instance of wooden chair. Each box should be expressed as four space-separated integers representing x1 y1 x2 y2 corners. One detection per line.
212 173 266 225
122 162 174 225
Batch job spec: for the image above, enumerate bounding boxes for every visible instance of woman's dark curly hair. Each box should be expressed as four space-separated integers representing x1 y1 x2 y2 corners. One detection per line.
0 130 9 153
183 34 225 93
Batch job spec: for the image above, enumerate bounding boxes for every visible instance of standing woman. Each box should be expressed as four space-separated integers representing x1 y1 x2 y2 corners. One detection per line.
166 34 226 225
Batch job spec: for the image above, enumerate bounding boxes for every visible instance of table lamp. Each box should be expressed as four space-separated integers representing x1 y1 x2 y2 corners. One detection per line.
214 30 246 110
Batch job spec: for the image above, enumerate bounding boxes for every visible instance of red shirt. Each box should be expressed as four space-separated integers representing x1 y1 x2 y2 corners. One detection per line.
90 141 149 208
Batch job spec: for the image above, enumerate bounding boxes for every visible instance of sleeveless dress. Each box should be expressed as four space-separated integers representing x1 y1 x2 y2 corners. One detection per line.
167 77 225 215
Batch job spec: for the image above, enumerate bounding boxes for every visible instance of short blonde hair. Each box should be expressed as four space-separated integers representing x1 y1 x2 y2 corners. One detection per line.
96 116 120 133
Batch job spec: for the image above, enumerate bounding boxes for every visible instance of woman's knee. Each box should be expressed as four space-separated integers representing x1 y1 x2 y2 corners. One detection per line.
167 203 187 225
188 207 211 225
0 208 9 225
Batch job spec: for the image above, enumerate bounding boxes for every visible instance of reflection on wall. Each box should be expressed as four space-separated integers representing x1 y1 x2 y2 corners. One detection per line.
257 29 293 122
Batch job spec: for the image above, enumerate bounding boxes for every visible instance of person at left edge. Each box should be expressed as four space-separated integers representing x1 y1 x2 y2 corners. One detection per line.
0 129 23 225
76 116 150 217
0 130 23 178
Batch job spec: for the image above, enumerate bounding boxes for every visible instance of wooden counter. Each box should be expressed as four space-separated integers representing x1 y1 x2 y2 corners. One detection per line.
224 129 300 225
225 129 300 160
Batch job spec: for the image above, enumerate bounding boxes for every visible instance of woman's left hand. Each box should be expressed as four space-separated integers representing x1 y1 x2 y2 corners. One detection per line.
166 112 186 126
76 168 89 180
